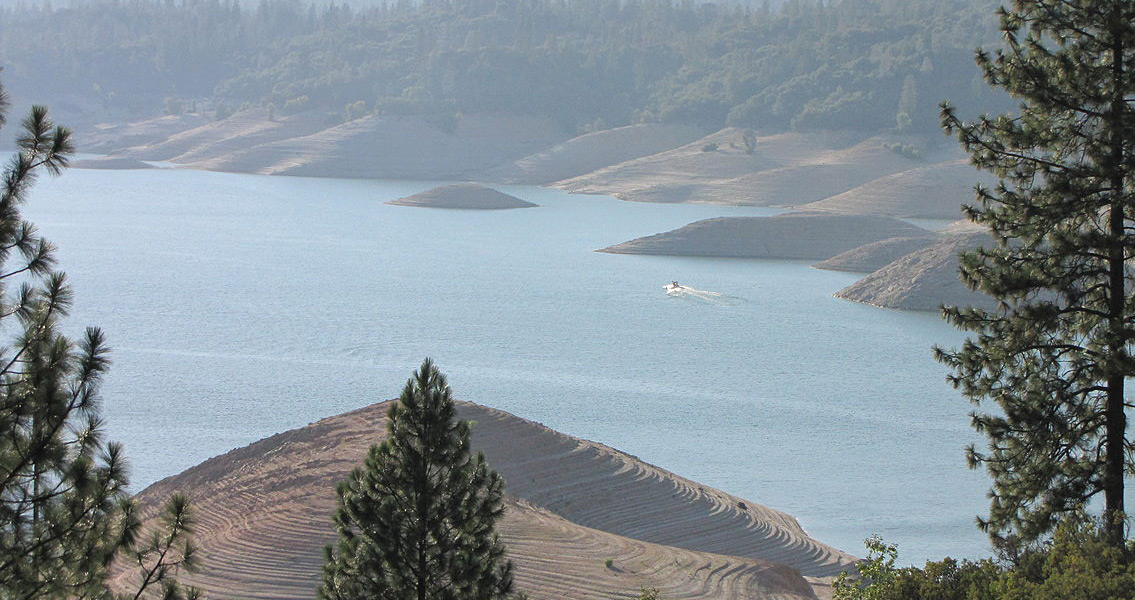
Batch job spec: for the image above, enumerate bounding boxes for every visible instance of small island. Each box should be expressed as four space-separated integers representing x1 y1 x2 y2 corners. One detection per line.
386 183 538 210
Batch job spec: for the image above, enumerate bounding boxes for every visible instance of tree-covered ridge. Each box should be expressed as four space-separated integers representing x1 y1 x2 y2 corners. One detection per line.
0 0 1008 133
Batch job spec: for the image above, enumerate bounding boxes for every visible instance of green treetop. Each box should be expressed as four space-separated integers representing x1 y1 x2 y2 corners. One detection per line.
319 358 514 600
0 75 199 600
938 0 1135 548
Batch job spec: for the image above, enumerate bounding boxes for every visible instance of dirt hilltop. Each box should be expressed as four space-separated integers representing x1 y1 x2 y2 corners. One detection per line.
599 213 935 260
835 231 996 311
115 401 856 600
387 183 538 209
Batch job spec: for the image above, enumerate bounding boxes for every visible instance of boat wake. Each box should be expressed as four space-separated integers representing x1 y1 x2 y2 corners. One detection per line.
664 283 742 305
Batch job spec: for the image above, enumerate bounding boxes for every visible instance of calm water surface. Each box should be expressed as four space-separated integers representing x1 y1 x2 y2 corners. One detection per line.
28 167 988 565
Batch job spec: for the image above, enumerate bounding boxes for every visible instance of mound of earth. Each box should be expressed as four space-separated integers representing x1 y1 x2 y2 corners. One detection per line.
558 131 931 206
387 183 537 209
795 159 996 219
70 156 154 170
834 232 996 311
488 123 708 184
598 213 933 260
813 236 939 273
114 401 855 600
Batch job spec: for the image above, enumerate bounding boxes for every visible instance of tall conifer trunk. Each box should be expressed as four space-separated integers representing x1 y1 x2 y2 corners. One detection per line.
940 0 1133 549
1103 3 1128 544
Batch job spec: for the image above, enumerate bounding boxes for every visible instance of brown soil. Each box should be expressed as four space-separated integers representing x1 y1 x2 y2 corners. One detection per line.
104 110 568 181
796 159 996 220
598 213 934 260
488 123 709 184
114 401 856 600
557 131 928 206
812 236 940 273
834 232 996 311
387 183 537 209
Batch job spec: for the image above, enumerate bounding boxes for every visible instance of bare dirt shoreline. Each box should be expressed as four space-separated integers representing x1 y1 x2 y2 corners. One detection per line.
114 401 857 600
76 111 990 311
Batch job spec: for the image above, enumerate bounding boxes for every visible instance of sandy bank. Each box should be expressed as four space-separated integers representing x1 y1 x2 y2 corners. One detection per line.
387 183 537 209
557 131 928 206
599 213 933 260
115 401 855 600
488 123 708 184
796 159 995 220
101 110 569 181
78 113 210 154
813 236 940 273
834 232 996 311
113 108 328 164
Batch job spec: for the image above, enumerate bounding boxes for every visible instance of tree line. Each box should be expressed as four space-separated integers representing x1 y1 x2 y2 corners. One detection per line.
0 0 1010 134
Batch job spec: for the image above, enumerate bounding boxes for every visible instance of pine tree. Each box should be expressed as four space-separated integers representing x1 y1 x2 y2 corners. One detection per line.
0 75 199 600
319 359 514 600
937 1 1134 547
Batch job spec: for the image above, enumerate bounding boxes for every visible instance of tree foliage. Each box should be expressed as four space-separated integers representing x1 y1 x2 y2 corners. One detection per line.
320 358 513 600
0 75 199 600
0 0 1009 134
834 521 1134 600
937 0 1135 547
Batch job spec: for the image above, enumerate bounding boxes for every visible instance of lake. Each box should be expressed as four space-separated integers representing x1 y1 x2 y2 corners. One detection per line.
27 166 989 566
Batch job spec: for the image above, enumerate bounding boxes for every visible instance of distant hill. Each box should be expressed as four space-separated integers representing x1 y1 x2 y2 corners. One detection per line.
113 401 855 600
99 110 568 180
0 0 1007 136
487 123 709 184
555 130 935 206
796 159 997 220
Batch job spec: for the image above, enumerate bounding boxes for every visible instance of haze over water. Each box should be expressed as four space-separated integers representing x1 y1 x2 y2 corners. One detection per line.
29 166 988 565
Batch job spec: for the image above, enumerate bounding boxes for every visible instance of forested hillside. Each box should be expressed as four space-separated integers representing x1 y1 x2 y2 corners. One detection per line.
0 0 1008 134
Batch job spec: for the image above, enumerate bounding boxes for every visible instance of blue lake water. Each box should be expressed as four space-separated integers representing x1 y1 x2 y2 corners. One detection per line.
27 166 990 566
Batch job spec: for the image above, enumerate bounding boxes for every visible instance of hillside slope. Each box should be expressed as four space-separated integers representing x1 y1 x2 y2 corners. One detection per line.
556 131 930 206
796 159 995 220
599 213 935 260
103 111 569 180
118 402 856 600
488 123 708 184
834 232 995 310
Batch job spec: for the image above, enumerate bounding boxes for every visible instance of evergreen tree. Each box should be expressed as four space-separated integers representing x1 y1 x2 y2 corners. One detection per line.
0 76 199 600
937 0 1135 547
319 359 514 600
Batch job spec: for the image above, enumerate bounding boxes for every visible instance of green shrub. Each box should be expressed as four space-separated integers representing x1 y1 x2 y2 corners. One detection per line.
834 520 1133 600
